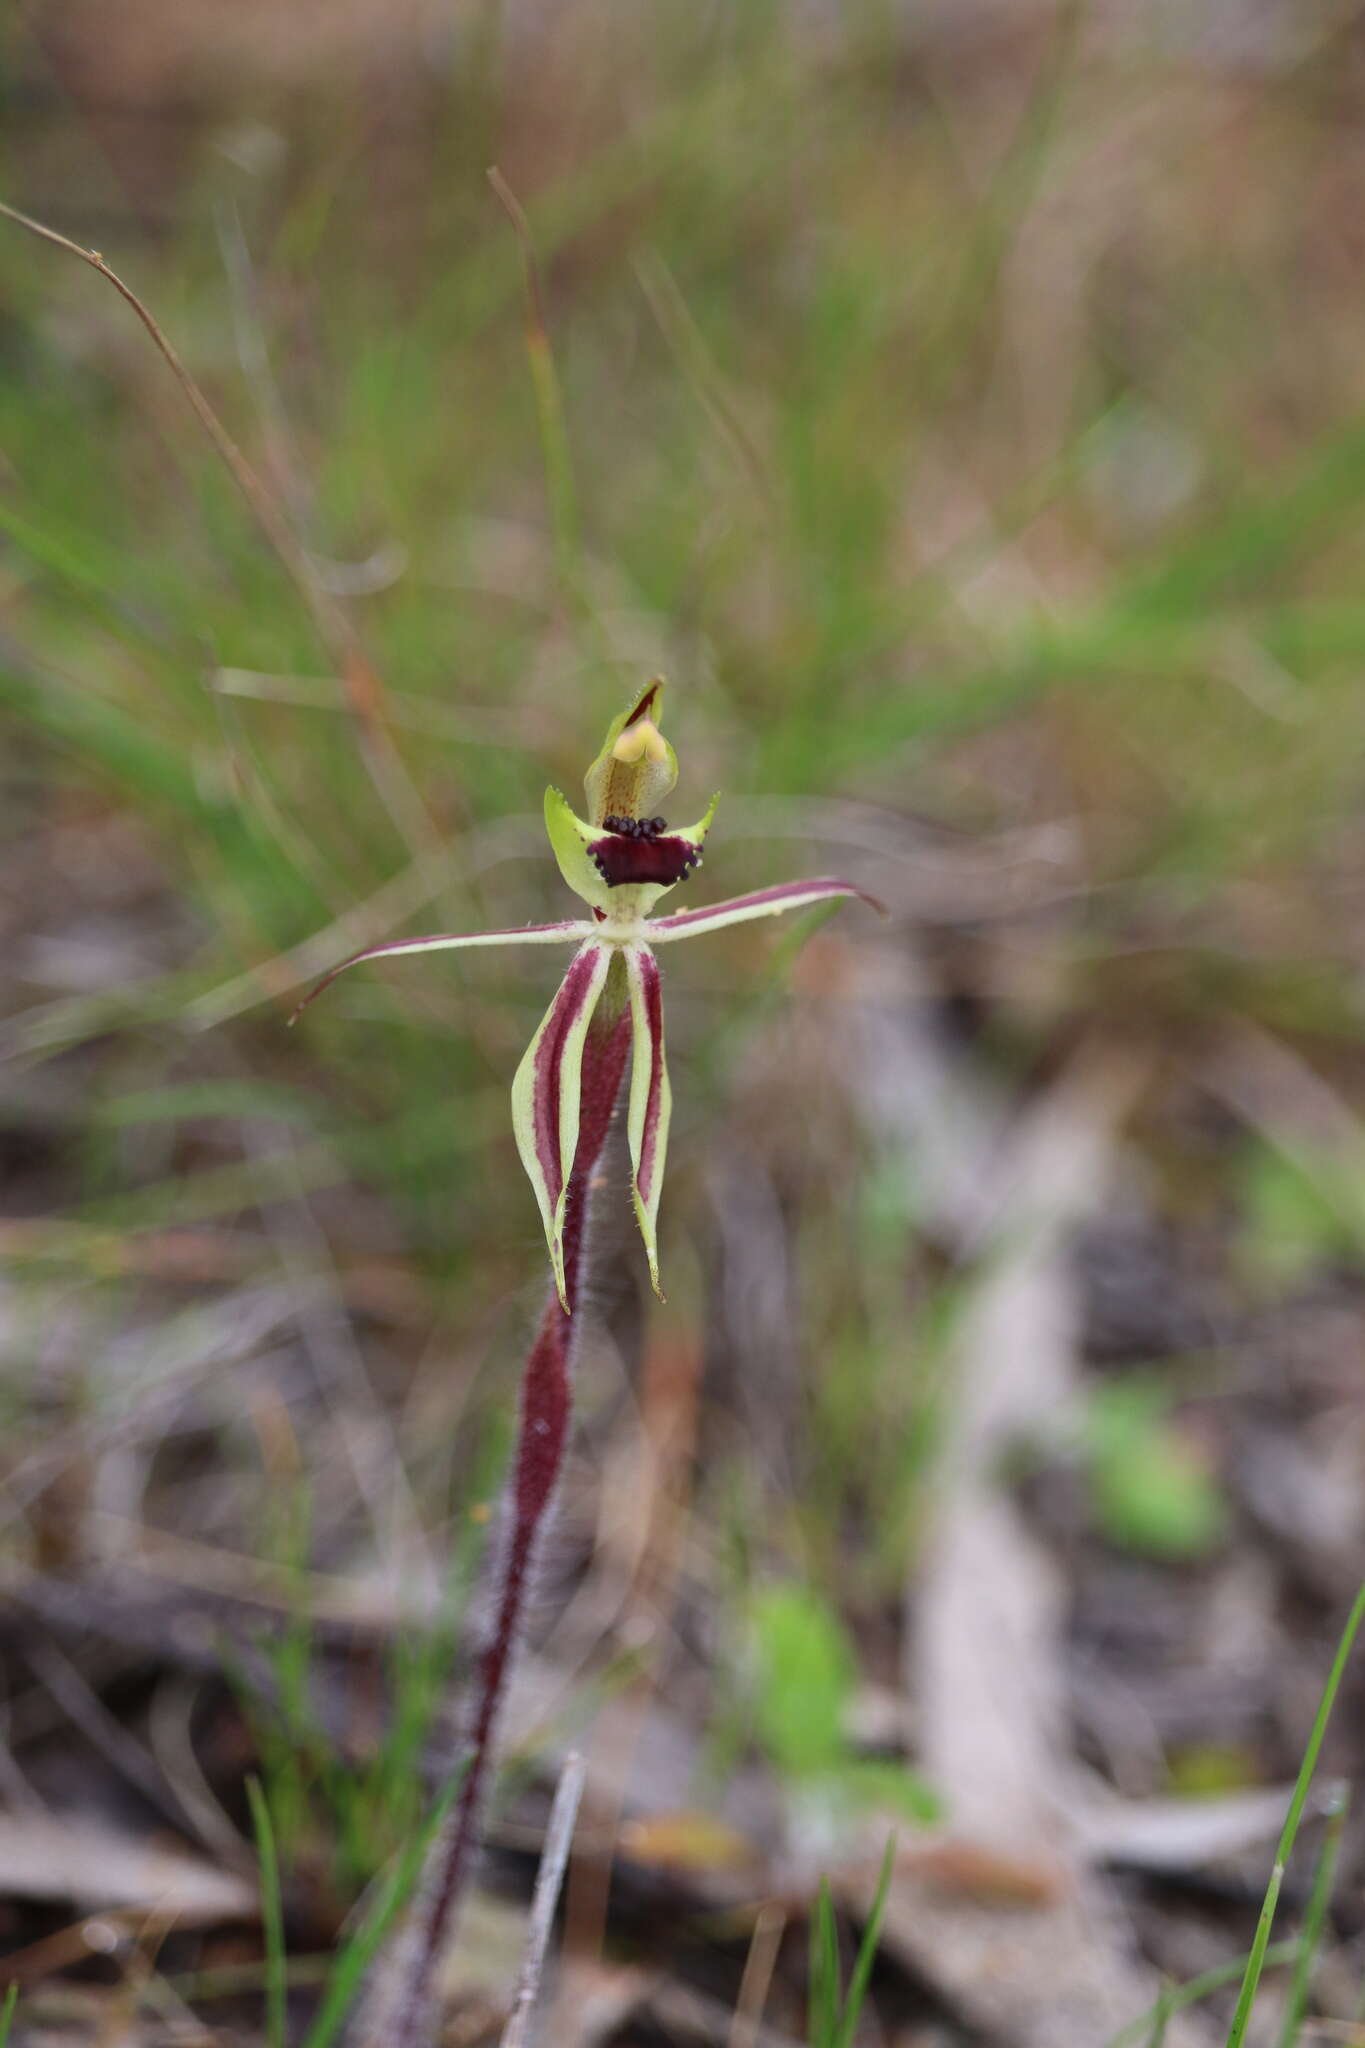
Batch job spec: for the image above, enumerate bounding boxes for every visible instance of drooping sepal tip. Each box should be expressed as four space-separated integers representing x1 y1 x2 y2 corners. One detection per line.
634 1205 667 1303
549 1228 570 1313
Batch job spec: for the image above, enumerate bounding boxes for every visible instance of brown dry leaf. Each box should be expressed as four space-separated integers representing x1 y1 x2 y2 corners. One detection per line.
538 1956 660 2048
847 948 1217 2048
911 1043 1149 1866
1076 1783 1294 1873
852 1868 1190 2048
616 1810 760 1878
0 1812 256 1922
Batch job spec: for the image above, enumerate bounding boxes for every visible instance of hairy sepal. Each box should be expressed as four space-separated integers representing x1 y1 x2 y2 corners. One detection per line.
511 941 612 1309
288 919 593 1023
624 944 671 1301
648 877 883 942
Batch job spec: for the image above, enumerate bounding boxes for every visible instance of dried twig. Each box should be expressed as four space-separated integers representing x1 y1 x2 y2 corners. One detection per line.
27 1641 189 1842
500 1752 588 2048
728 1903 787 2048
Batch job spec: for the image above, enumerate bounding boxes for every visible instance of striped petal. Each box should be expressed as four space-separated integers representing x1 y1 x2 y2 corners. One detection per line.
512 941 613 1310
288 920 593 1023
648 878 883 943
624 943 671 1301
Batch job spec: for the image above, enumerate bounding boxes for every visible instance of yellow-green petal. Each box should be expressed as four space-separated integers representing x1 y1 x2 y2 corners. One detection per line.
544 786 612 911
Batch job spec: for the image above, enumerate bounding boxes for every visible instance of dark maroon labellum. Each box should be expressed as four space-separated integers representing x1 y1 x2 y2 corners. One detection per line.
589 830 702 888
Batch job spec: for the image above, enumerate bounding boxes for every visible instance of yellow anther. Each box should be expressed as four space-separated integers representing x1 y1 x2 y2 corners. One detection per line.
612 717 669 767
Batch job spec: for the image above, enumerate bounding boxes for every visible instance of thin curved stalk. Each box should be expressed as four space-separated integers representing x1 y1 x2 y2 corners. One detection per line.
360 998 631 2047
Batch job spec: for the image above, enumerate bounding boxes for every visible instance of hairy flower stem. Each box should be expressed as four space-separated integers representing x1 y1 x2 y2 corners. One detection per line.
375 994 632 2048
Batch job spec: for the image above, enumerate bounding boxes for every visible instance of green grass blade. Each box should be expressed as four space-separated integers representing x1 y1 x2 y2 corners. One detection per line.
1145 1982 1172 2048
0 497 125 601
833 1837 896 2048
0 1980 18 2048
302 1776 460 2048
247 1776 288 2048
1227 1582 1365 2048
1105 1942 1303 2048
487 168 582 607
1117 413 1365 623
808 1878 840 2048
1275 1781 1350 2048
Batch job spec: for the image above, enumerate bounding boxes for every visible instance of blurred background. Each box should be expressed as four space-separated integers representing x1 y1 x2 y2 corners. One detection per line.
4 2 1365 2042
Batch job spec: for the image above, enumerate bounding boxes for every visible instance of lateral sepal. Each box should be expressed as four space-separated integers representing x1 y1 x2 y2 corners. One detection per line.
511 940 613 1310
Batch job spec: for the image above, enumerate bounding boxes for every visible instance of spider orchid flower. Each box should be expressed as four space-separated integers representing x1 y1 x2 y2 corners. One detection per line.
293 683 879 1309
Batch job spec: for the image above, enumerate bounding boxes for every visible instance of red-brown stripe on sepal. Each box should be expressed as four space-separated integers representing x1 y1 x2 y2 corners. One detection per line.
621 680 661 731
511 941 613 1309
647 878 884 941
287 919 592 1024
624 943 671 1302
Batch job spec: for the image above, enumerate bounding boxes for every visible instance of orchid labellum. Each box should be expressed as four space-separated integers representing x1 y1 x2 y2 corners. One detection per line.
294 683 878 1308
